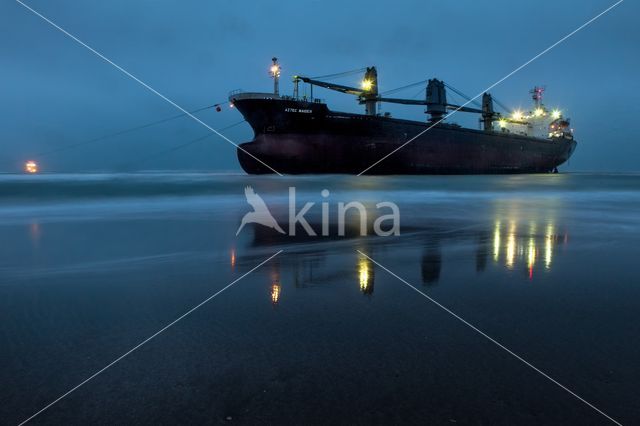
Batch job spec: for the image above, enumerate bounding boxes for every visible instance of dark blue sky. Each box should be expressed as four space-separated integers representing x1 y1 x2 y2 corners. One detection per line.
1 0 637 172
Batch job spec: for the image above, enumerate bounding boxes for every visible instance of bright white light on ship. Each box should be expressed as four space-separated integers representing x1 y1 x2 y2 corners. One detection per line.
498 119 507 128
25 160 38 174
551 109 561 119
270 65 280 77
534 108 544 117
512 110 523 121
361 79 373 91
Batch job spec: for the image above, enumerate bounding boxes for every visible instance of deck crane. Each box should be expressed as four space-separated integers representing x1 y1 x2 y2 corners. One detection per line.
294 66 379 116
293 68 509 130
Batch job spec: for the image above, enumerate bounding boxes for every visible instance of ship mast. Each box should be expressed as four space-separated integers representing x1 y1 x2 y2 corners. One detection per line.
530 86 545 109
361 67 378 116
270 57 281 96
425 79 447 122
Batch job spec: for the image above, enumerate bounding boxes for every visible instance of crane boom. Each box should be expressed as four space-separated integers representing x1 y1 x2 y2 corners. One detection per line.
295 76 363 96
295 66 379 115
294 70 492 124
372 97 483 114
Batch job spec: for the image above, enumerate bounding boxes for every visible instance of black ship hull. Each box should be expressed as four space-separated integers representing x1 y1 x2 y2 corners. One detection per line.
231 95 577 175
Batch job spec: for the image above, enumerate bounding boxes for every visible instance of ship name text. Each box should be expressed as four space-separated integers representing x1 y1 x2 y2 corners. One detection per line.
284 108 313 114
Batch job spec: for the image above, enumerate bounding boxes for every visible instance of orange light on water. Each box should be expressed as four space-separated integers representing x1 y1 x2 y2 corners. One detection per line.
25 161 38 174
527 238 537 280
271 282 281 304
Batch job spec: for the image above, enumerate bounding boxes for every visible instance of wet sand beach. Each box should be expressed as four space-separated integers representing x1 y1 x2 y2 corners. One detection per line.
1 173 639 425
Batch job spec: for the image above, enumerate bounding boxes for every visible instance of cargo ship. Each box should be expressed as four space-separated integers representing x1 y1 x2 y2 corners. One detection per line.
229 58 576 175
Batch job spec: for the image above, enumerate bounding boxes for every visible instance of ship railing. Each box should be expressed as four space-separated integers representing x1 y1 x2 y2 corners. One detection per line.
227 89 326 104
282 95 325 104
228 88 244 97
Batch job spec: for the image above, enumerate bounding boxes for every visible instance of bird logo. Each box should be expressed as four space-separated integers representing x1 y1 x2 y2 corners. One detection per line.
236 186 286 236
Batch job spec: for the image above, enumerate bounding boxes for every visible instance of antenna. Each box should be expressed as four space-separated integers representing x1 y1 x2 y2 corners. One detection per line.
530 86 545 108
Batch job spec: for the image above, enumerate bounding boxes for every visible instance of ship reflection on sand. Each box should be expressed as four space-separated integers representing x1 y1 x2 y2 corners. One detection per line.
230 211 568 302
416 217 566 286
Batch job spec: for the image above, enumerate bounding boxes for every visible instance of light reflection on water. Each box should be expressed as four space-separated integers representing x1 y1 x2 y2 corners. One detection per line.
271 281 281 305
230 248 236 270
358 257 374 295
19 190 572 303
489 198 568 277
232 198 571 304
16 176 582 304
491 218 566 279
270 265 281 305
